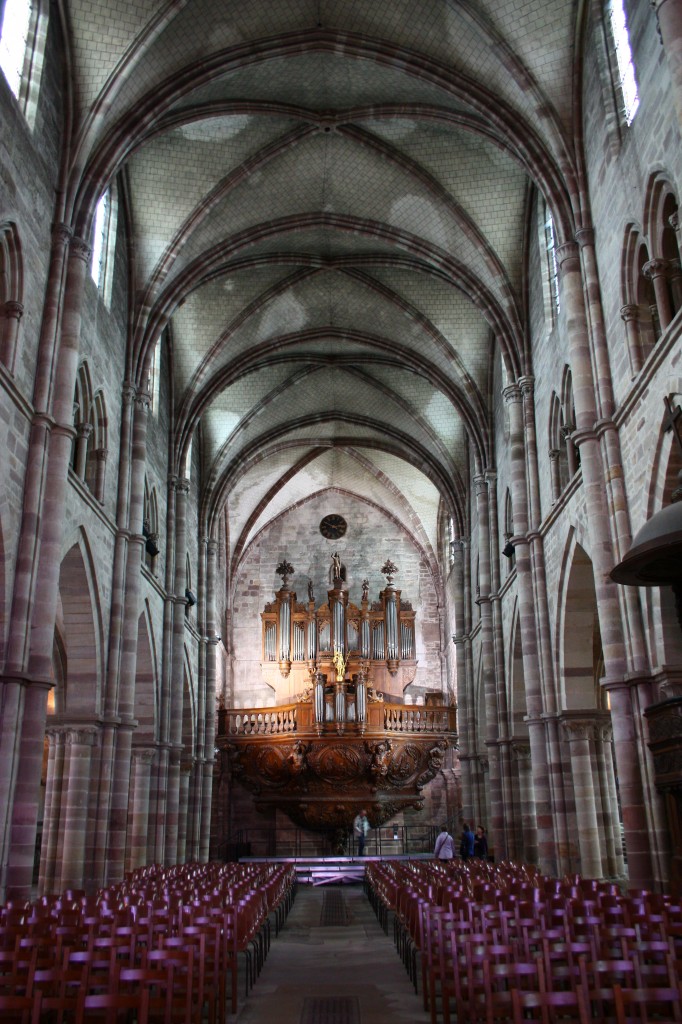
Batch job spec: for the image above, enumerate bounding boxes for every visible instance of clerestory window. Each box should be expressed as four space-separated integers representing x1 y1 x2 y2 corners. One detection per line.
0 0 46 127
608 0 639 126
90 186 117 306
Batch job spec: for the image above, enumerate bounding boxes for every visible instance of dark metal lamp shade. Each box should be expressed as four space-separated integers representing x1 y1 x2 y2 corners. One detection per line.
610 500 682 587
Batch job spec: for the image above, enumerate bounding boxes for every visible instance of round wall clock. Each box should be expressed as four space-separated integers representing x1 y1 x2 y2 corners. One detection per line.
319 514 347 540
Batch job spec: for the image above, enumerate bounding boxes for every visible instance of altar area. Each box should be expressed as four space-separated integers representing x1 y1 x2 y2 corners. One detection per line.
214 556 458 850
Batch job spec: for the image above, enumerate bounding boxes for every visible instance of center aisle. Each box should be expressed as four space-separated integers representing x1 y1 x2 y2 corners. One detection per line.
233 883 431 1024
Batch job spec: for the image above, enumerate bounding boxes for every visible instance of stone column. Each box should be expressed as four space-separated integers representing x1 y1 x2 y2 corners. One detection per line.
92 384 136 886
651 0 682 137
598 721 626 877
105 390 150 883
165 477 190 863
177 759 194 864
561 717 603 879
643 259 673 332
511 742 537 864
2 300 23 374
668 258 682 313
200 539 219 862
1 235 90 899
504 383 557 874
620 304 644 377
153 474 177 863
60 726 99 892
474 474 504 849
557 240 654 888
94 448 107 503
74 422 93 480
39 726 65 895
562 423 579 478
548 449 561 503
127 746 156 871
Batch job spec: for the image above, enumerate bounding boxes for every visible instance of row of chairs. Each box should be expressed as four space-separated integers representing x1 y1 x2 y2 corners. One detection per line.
366 858 682 1023
0 860 296 1022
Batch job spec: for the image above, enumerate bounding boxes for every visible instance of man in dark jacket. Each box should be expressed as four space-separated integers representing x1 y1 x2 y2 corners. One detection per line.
459 822 475 860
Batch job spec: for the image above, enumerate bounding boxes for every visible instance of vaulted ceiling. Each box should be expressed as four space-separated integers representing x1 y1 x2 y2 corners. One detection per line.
63 0 580 579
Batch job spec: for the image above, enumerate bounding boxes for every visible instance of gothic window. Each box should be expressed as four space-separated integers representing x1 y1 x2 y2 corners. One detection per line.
0 221 22 372
607 0 639 127
147 335 161 414
538 197 560 326
86 390 108 503
548 370 579 503
72 362 94 483
0 0 46 127
447 515 456 567
90 185 117 306
143 478 159 574
560 366 580 477
185 554 196 616
503 490 515 571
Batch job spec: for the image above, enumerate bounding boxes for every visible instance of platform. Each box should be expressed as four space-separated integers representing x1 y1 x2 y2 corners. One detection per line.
240 853 431 885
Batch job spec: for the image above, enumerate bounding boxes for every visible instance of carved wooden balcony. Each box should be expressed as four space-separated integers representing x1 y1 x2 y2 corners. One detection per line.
216 697 457 841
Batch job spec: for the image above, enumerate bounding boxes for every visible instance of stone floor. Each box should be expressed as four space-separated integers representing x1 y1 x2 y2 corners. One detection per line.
232 884 431 1024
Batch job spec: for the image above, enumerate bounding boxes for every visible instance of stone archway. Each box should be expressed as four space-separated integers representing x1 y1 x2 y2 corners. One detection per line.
39 539 102 893
559 541 624 880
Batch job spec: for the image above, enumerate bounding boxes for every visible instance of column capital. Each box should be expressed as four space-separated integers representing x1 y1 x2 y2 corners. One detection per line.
561 718 597 742
642 257 671 280
95 447 108 463
510 741 531 762
555 240 580 272
575 227 595 249
548 448 561 463
121 381 137 404
3 300 23 321
76 422 94 440
503 382 523 404
65 726 99 747
70 236 92 263
473 474 488 496
52 222 73 247
620 303 641 323
518 375 535 398
176 476 191 496
132 746 157 766
135 390 151 412
570 426 598 449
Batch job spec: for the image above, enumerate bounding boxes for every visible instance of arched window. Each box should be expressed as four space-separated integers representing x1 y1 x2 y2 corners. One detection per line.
87 391 108 503
503 490 515 572
0 0 47 128
143 479 160 574
147 335 161 414
544 204 560 316
607 0 639 126
72 362 93 482
0 221 23 372
90 185 117 306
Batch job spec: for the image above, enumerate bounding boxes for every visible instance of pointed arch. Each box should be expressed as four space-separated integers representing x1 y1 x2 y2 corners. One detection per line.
57 530 104 714
0 221 23 373
135 603 158 741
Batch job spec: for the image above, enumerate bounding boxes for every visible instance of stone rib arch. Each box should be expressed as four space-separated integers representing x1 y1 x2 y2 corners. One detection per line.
556 530 601 713
135 604 158 742
56 531 104 715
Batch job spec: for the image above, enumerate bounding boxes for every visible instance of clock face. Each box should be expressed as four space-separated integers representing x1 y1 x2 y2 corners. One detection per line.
320 514 347 540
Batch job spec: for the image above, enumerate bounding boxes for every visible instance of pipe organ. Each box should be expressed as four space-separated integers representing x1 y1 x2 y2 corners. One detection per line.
260 559 417 702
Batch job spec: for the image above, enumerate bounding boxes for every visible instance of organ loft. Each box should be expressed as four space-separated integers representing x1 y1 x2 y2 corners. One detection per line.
215 554 457 851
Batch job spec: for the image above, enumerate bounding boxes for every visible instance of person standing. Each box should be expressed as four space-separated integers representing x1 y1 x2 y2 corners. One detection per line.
459 822 475 860
434 826 455 861
474 825 488 860
354 809 370 856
